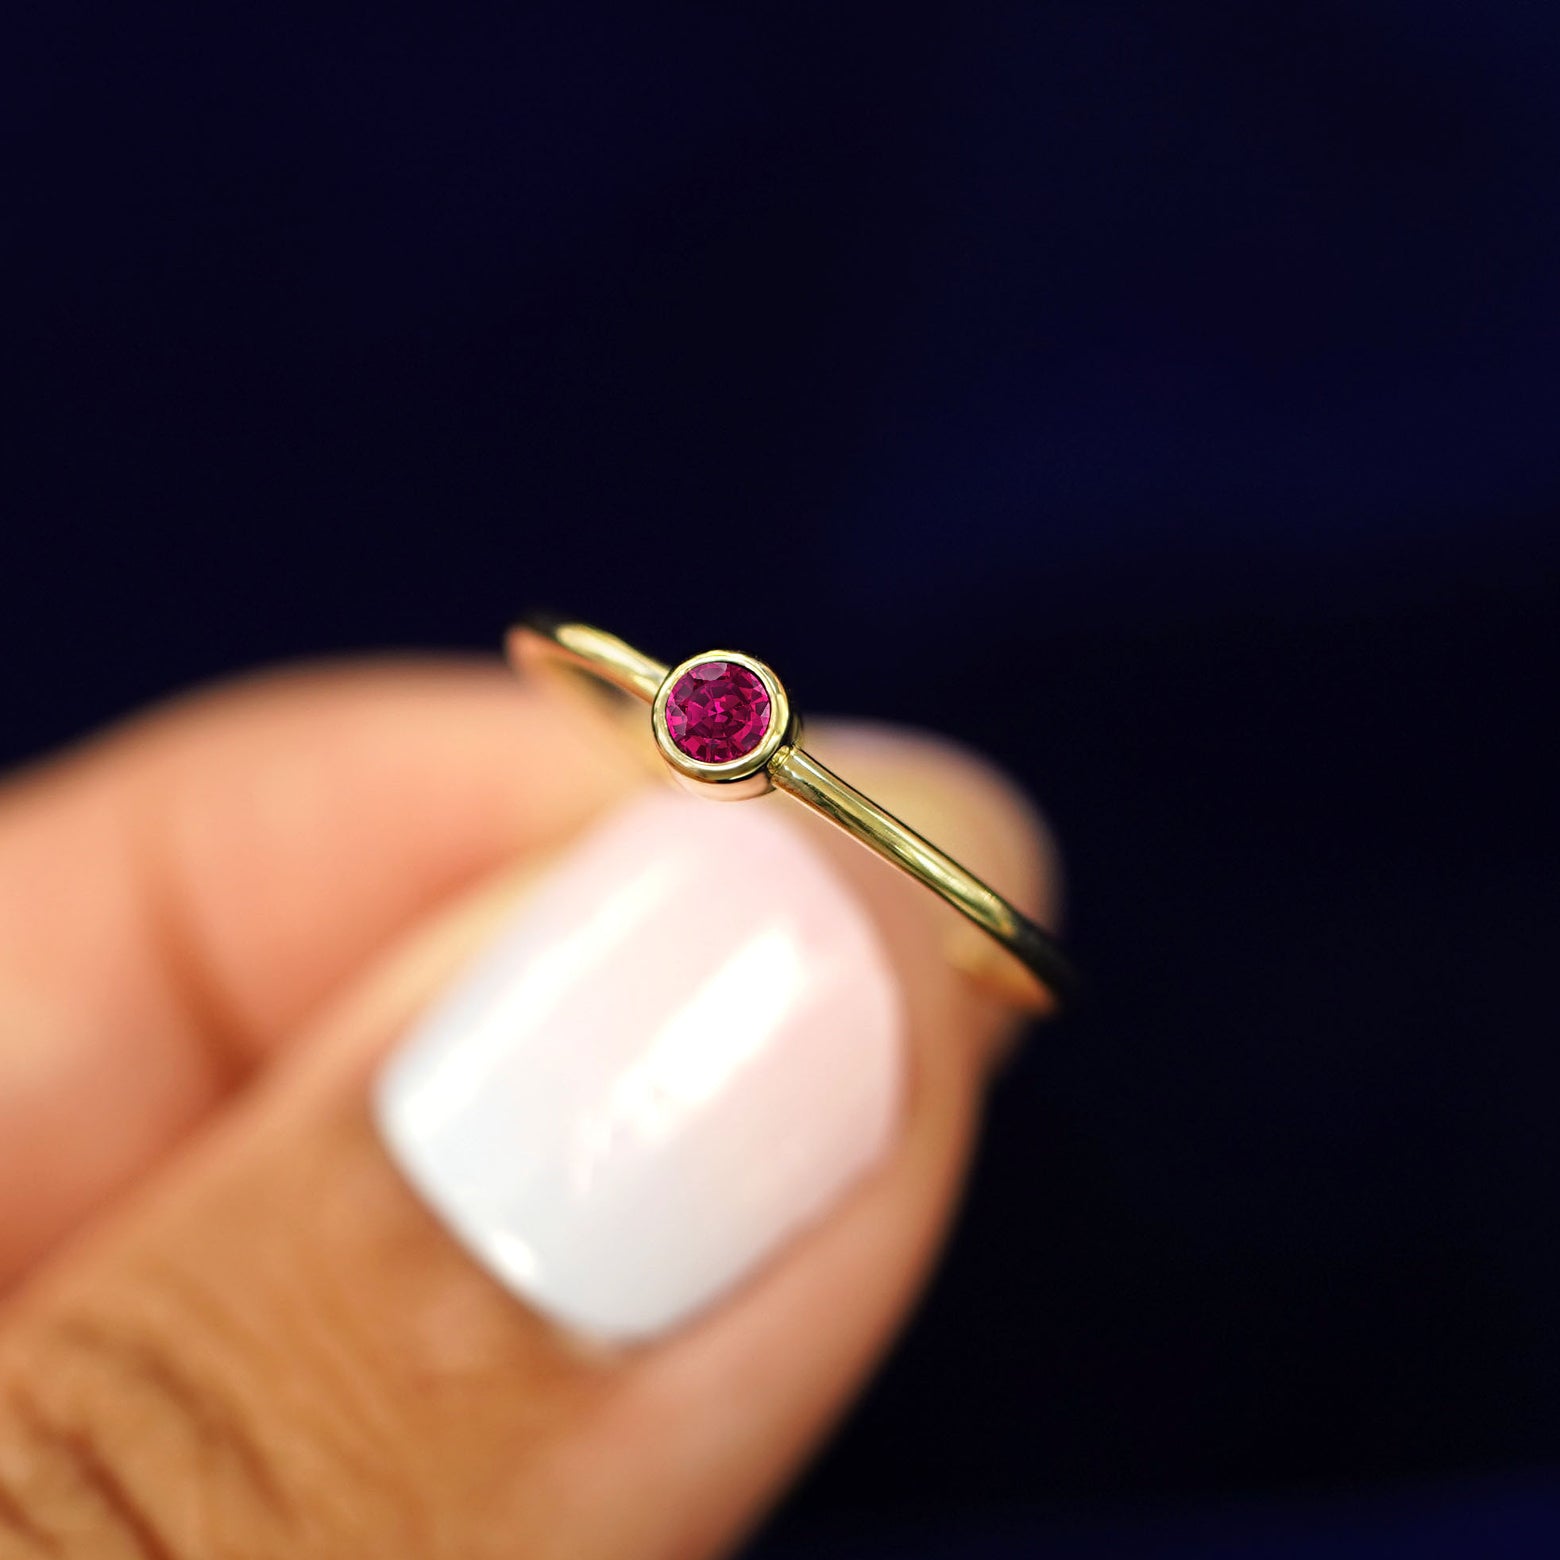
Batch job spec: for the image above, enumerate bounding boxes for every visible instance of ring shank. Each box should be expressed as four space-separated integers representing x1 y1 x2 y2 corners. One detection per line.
513 613 668 701
509 616 1076 1013
770 748 1076 1009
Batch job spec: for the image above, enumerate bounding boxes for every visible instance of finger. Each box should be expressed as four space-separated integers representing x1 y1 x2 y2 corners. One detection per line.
0 660 637 1283
0 723 1059 1560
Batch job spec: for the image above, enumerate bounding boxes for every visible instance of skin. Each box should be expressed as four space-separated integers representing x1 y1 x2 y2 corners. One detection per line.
0 659 1056 1560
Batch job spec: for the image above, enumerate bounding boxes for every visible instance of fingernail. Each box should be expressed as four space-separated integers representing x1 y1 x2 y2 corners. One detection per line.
374 788 905 1341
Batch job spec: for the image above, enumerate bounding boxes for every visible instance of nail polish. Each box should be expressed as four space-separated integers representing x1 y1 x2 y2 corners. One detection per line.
375 788 904 1341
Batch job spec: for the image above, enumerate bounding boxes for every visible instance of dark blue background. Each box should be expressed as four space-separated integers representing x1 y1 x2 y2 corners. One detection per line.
4 4 1559 1554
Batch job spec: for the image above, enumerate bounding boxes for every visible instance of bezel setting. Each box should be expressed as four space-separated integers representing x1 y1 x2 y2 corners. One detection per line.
651 649 797 798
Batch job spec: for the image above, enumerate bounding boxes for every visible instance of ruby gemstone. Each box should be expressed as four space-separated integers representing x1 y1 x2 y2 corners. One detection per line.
664 660 773 763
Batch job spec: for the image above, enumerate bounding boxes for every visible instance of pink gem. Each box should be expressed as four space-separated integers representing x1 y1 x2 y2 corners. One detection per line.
665 660 773 763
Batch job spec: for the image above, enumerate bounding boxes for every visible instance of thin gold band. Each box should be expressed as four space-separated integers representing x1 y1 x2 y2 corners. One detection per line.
507 614 1077 1014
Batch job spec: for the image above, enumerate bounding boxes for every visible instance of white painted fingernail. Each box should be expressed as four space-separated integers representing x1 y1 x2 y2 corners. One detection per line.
374 788 904 1341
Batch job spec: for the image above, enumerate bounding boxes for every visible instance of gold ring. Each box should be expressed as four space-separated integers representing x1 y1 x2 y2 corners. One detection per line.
506 613 1077 1015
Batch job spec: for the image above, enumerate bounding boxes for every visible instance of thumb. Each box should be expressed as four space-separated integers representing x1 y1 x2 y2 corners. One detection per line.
0 723 1059 1560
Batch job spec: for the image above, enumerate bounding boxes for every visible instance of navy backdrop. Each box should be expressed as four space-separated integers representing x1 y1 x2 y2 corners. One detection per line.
4 4 1559 1555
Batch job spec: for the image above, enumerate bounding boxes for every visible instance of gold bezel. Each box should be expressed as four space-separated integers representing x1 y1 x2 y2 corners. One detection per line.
651 649 797 799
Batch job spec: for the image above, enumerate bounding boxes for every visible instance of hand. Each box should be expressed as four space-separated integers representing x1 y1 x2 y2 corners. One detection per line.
0 658 1057 1559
